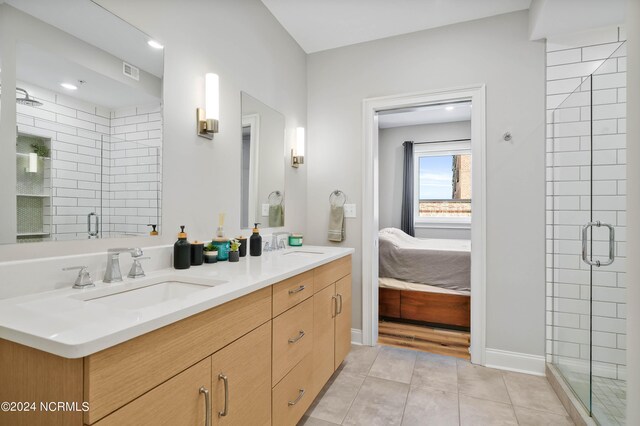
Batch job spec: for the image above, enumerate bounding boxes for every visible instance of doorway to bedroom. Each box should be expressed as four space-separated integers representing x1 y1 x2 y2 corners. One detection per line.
362 86 486 364
377 102 472 359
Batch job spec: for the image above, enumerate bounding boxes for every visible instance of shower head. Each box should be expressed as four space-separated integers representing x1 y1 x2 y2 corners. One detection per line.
16 87 43 107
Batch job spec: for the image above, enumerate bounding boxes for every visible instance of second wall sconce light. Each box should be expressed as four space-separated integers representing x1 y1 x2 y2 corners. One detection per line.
291 126 305 167
197 73 219 139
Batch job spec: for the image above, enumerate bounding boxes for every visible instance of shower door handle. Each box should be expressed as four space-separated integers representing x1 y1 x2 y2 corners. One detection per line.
581 221 615 267
88 212 99 238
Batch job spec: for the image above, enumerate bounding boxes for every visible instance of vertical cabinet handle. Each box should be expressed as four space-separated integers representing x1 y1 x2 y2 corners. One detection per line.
288 388 306 406
218 373 229 417
337 293 343 315
581 221 615 267
87 212 99 237
332 295 338 318
199 386 211 426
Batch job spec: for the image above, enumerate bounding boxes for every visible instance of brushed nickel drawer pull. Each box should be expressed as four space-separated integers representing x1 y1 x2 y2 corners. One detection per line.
337 293 343 315
288 388 305 406
199 386 211 426
332 295 338 318
288 285 306 295
288 330 305 344
218 374 229 417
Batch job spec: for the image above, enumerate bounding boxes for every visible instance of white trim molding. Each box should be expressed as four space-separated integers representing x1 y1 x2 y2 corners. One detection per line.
361 85 487 365
351 328 363 345
485 348 546 376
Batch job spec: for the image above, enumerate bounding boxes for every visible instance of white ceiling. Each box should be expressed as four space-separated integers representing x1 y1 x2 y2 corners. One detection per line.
261 0 532 53
17 43 160 109
6 0 163 77
378 102 472 129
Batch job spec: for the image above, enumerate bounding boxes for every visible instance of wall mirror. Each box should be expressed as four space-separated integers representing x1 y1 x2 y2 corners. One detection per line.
0 0 163 244
240 92 285 229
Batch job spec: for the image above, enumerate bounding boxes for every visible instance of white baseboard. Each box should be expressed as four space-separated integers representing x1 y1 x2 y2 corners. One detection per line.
485 348 546 376
351 328 363 345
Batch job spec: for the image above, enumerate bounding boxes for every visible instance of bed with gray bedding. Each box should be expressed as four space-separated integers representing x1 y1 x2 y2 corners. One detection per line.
378 227 471 292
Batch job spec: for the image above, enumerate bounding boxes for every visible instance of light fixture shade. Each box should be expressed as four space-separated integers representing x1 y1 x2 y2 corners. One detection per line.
205 73 219 120
296 127 305 156
28 153 38 173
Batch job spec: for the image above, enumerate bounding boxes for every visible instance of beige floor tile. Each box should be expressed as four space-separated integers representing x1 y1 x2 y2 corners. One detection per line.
342 376 409 426
307 372 365 424
459 394 518 426
457 361 511 404
340 344 380 376
401 385 459 426
503 371 568 415
369 346 417 384
411 352 458 393
513 405 575 426
297 415 341 425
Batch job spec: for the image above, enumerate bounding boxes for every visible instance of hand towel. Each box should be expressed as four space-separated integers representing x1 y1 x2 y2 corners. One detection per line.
269 204 284 227
328 205 345 242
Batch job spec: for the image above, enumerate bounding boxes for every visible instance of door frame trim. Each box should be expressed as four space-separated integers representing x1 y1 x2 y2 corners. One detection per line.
361 84 487 365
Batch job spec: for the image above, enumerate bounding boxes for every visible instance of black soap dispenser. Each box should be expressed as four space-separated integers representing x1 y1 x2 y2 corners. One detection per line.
174 226 191 269
250 223 262 256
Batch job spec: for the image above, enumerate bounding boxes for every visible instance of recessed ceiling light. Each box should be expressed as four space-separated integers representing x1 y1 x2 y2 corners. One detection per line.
147 40 164 49
445 106 454 111
60 83 78 90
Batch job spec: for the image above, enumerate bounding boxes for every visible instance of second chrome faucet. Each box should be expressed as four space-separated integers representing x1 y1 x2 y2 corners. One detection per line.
104 248 144 283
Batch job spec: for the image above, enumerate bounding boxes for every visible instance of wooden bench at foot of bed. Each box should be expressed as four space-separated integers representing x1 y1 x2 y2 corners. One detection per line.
379 287 470 329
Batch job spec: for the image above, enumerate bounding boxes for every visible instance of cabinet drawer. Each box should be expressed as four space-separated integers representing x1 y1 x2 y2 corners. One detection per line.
272 270 314 317
84 287 271 424
93 358 210 426
272 354 313 426
272 298 313 386
314 255 352 293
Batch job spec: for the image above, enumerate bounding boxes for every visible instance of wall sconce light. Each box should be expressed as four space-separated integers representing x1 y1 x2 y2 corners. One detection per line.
291 127 305 168
27 153 38 173
196 73 219 139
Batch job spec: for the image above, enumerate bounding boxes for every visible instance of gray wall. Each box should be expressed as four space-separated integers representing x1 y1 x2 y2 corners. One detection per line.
379 121 471 240
0 0 307 260
306 10 546 357
625 0 639 423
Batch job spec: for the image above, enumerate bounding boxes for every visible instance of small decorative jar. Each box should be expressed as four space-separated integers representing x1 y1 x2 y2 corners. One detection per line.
211 238 230 261
288 234 303 247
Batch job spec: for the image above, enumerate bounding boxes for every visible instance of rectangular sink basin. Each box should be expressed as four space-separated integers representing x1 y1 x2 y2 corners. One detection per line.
86 280 222 310
281 250 324 256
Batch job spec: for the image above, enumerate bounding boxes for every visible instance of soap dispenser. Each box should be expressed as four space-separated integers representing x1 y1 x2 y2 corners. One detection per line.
250 223 262 256
174 226 191 269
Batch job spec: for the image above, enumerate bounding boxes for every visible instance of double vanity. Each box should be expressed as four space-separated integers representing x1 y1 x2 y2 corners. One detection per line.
0 247 353 426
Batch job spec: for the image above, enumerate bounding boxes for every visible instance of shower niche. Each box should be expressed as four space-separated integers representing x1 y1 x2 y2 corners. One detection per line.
16 134 51 243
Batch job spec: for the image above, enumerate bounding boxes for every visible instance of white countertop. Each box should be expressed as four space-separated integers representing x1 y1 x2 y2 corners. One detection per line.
0 246 353 358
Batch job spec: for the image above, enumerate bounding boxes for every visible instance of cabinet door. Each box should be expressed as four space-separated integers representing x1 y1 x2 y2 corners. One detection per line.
312 283 335 396
212 322 271 426
335 275 352 369
94 358 210 426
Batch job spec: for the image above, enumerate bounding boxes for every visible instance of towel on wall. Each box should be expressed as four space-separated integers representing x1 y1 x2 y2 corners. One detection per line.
328 205 345 242
269 204 284 227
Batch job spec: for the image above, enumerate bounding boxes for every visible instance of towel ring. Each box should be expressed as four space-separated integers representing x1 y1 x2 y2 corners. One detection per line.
268 190 283 206
329 190 346 207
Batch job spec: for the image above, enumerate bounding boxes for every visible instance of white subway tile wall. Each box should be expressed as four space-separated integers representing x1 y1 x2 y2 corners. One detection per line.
16 82 161 241
546 28 627 380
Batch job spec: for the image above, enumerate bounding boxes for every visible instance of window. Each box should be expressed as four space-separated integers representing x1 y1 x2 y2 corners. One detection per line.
414 141 471 226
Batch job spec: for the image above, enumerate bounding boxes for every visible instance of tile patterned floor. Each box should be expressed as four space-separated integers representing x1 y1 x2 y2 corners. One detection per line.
299 345 575 426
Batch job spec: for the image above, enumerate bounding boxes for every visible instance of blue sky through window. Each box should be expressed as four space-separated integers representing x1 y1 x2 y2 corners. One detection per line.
419 155 453 199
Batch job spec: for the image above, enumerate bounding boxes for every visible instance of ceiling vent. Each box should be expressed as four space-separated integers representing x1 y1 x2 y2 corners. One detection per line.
122 62 140 81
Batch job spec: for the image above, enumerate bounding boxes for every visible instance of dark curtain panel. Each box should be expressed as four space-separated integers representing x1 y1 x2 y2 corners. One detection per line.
400 141 415 236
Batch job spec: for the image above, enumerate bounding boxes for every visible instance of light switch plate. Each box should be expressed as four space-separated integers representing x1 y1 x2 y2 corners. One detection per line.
262 204 269 216
344 203 356 218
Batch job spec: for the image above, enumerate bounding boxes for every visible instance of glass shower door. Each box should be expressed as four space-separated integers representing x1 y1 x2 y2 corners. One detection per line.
548 43 627 425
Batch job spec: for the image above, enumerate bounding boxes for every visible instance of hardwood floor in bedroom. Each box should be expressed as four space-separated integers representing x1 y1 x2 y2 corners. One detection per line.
378 320 470 360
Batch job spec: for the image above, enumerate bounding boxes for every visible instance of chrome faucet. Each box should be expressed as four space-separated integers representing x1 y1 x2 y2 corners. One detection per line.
104 248 143 283
63 266 95 289
271 232 290 251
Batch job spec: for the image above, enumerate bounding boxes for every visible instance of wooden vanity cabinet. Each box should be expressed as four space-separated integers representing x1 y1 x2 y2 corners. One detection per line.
0 255 352 426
